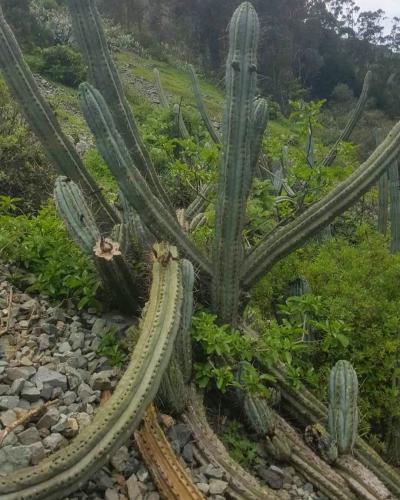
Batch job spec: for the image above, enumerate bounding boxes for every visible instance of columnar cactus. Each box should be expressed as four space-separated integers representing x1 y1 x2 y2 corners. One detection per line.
212 2 261 323
0 243 183 500
388 160 400 253
328 361 359 455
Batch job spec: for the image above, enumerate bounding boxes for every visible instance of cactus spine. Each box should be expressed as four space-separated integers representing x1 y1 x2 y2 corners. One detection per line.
0 5 117 231
328 361 359 455
212 2 260 324
0 243 183 500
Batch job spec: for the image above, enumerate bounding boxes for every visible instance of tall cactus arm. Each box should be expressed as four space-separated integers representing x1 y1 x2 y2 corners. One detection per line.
242 120 400 290
378 172 389 234
188 64 221 144
388 160 400 253
251 97 268 174
54 176 100 254
0 6 117 231
0 243 183 500
79 83 212 277
322 70 372 167
173 102 190 139
67 0 172 212
212 2 260 324
154 68 170 109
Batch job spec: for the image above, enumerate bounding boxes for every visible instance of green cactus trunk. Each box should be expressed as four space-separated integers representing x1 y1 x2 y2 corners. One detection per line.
388 160 400 253
212 2 260 324
328 360 359 456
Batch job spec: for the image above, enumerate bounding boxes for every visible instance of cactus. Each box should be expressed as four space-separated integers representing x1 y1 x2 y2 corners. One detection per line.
0 243 183 500
375 129 389 235
135 405 204 499
243 392 276 436
67 0 171 211
188 64 221 144
306 120 315 168
0 5 117 231
322 70 372 167
172 102 190 139
78 82 212 277
54 176 139 314
329 361 359 455
212 2 260 323
154 68 170 109
157 356 188 415
388 160 400 253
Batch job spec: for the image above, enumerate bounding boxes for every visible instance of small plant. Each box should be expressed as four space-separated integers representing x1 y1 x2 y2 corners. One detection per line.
97 328 128 368
38 44 86 87
220 421 259 468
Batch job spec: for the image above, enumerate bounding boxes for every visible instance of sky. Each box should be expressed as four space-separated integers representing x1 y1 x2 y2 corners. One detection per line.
356 0 400 31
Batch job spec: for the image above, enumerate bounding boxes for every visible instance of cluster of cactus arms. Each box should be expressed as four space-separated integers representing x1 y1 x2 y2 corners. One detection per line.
328 361 359 456
2 0 400 498
0 243 183 500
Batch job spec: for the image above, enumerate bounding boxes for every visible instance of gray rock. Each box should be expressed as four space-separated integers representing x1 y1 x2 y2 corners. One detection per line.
75 412 91 429
89 370 114 391
145 494 159 500
8 378 25 395
63 391 76 405
105 489 119 500
18 426 41 445
126 474 143 500
38 334 50 351
21 385 41 402
0 409 17 426
136 465 149 483
209 479 228 495
35 366 67 391
29 441 46 465
58 341 72 354
0 384 9 395
6 366 35 381
2 431 18 446
303 482 314 494
0 395 19 410
203 463 224 479
51 414 68 433
0 445 32 472
43 432 67 451
77 382 96 403
69 326 85 350
111 445 129 472
196 483 210 494
41 322 58 336
256 465 284 490
37 407 60 429
39 383 53 400
182 443 195 464
167 423 191 450
67 355 88 370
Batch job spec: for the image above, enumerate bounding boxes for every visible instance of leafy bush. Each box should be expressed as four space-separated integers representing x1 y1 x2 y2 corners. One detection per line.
38 45 86 87
0 201 99 309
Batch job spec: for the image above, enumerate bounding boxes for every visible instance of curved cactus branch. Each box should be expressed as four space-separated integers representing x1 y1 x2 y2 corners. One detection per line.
0 243 183 500
0 6 117 232
242 120 400 290
78 83 212 277
188 64 221 144
67 0 172 212
388 160 400 253
375 128 389 235
322 70 372 167
135 405 205 499
183 386 279 499
212 2 260 323
173 102 190 139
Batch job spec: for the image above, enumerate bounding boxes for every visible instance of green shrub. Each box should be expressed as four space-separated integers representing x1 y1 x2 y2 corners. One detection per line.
0 201 99 309
38 45 87 87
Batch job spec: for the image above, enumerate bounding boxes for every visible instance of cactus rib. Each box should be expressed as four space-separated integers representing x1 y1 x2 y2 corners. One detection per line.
388 160 400 253
78 83 212 277
188 64 221 144
322 71 372 167
154 68 170 109
212 2 260 323
0 243 183 500
0 6 117 231
67 0 172 211
242 120 400 289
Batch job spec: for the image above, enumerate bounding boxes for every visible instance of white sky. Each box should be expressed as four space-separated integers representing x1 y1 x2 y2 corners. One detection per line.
356 0 400 31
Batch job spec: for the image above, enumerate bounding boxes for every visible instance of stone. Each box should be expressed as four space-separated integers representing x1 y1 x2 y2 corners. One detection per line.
0 384 9 395
167 423 191 450
105 489 119 500
256 466 284 490
0 395 19 410
0 409 17 427
21 385 41 402
8 378 25 395
126 474 143 500
39 383 53 400
35 367 67 391
78 382 96 403
29 441 46 465
111 445 130 472
203 463 224 479
1 445 32 471
38 334 50 351
182 443 195 464
18 426 41 445
63 391 76 405
51 414 68 433
69 326 85 350
209 479 228 495
89 370 115 391
303 482 314 494
6 366 35 381
58 341 72 354
37 407 60 429
136 465 149 483
2 431 18 446
196 482 209 494
43 432 67 451
145 494 159 500
75 412 91 429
